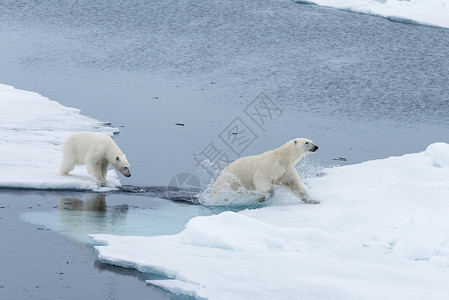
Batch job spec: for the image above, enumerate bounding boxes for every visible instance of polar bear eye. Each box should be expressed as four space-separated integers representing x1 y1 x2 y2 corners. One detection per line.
305 142 309 145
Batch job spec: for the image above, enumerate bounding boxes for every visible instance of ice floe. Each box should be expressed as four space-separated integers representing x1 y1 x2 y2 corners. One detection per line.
92 142 449 299
296 0 449 29
0 83 119 191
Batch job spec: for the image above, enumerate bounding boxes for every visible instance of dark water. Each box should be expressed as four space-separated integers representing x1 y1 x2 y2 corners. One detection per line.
1 0 448 188
0 190 202 300
1 0 449 298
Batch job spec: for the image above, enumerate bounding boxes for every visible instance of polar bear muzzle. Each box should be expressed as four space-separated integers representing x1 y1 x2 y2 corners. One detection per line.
120 167 131 177
121 166 131 177
115 156 131 177
304 141 319 152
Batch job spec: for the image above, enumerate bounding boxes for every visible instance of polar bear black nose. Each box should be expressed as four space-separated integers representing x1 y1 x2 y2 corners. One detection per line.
313 145 319 152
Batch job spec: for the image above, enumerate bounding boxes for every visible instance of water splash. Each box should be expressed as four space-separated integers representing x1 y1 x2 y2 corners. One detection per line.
197 159 333 208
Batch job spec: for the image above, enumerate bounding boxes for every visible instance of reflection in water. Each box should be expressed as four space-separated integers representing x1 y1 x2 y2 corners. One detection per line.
58 194 129 237
21 193 212 244
59 194 129 227
93 260 197 300
60 194 107 211
94 259 149 282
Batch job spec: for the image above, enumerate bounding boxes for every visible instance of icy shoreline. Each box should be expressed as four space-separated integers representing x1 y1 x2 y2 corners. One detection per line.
0 83 120 191
296 0 449 29
92 142 449 299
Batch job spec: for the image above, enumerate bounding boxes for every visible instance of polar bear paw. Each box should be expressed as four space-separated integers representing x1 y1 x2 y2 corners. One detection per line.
302 198 320 204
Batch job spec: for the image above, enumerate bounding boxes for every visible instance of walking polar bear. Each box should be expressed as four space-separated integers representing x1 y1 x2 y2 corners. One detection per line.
212 138 319 204
59 132 131 185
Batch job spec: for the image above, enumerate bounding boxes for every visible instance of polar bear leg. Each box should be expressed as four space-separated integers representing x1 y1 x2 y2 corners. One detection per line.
254 176 274 202
280 168 319 204
99 160 109 183
86 157 106 185
59 157 76 176
288 181 319 204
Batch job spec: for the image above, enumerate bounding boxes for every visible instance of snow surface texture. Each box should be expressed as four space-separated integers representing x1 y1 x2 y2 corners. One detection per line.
93 143 449 299
0 83 120 191
296 0 449 29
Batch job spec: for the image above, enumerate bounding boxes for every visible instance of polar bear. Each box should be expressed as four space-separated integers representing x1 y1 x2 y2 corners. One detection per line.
59 132 131 185
212 138 319 204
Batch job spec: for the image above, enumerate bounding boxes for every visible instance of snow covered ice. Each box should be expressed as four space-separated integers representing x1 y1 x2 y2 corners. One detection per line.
296 0 449 29
0 83 120 191
92 143 449 299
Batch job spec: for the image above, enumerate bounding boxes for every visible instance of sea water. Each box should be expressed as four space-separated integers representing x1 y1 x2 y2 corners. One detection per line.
1 0 448 188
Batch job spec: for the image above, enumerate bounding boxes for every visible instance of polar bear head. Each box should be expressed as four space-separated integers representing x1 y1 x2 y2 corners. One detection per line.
284 138 318 164
294 138 318 154
113 154 131 177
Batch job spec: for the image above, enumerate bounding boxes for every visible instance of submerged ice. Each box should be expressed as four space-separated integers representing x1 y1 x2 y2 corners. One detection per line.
92 142 449 299
22 194 210 244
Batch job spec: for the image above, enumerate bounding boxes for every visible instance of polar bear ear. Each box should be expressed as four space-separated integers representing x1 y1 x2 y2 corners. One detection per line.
116 156 120 161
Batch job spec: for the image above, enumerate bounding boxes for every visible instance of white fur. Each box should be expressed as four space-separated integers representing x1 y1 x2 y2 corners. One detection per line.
213 138 319 203
59 132 131 185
